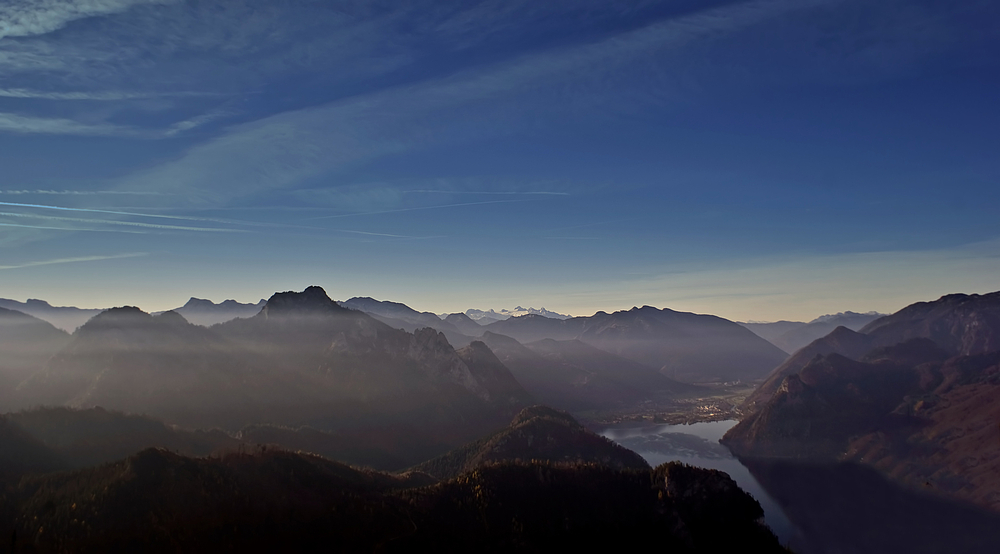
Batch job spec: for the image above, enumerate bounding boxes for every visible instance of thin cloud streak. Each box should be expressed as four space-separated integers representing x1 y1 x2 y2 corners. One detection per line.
0 211 246 233
0 222 148 234
0 252 148 270
0 112 137 136
306 199 530 220
1 189 171 196
403 190 570 196
0 88 221 100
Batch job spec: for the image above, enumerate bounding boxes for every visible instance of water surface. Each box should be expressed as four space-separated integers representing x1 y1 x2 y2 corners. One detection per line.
599 420 797 545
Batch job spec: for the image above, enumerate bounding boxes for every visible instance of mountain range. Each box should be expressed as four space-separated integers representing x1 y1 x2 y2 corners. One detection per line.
11 287 533 468
155 297 266 326
341 298 788 384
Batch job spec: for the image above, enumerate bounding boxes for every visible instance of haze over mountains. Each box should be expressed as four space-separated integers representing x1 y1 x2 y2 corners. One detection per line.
4 285 1000 551
740 311 885 355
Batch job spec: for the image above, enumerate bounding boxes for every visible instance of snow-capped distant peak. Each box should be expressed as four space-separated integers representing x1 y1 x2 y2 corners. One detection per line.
463 307 572 321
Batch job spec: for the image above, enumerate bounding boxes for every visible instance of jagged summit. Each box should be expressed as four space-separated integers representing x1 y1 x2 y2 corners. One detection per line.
181 297 216 309
260 286 347 317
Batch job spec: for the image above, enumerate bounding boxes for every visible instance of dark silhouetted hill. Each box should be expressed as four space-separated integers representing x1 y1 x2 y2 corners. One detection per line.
1 447 782 553
410 405 649 480
7 407 241 471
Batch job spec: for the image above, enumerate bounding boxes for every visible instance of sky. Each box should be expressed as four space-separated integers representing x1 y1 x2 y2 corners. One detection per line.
0 0 998 322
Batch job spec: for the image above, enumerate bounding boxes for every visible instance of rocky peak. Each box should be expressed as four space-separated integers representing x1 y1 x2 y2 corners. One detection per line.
181 298 215 309
261 286 346 317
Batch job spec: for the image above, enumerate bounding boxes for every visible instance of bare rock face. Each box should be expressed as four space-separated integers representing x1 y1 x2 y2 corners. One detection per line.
408 327 485 398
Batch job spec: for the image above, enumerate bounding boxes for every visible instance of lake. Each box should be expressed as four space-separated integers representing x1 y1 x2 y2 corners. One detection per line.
598 420 798 546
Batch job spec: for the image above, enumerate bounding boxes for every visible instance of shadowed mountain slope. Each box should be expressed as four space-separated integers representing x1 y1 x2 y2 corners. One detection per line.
0 307 71 409
410 406 649 480
339 296 474 347
744 291 1000 417
726 333 1000 513
6 407 242 471
742 326 875 414
861 292 1000 353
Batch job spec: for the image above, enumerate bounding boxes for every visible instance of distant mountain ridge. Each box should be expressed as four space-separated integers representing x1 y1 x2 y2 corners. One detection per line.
0 298 103 332
333 298 788 384
158 297 266 326
741 311 885 354
479 306 788 383
463 306 572 322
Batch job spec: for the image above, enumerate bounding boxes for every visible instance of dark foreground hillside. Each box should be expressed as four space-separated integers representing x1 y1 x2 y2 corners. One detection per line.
0 448 782 553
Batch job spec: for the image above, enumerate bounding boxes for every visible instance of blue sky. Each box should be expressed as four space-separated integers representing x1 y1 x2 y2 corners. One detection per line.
0 0 998 321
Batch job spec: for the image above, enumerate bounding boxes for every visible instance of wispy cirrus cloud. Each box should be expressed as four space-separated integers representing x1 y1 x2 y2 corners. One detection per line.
0 0 176 40
0 87 220 100
118 0 830 204
0 111 137 136
0 251 148 270
0 210 246 233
